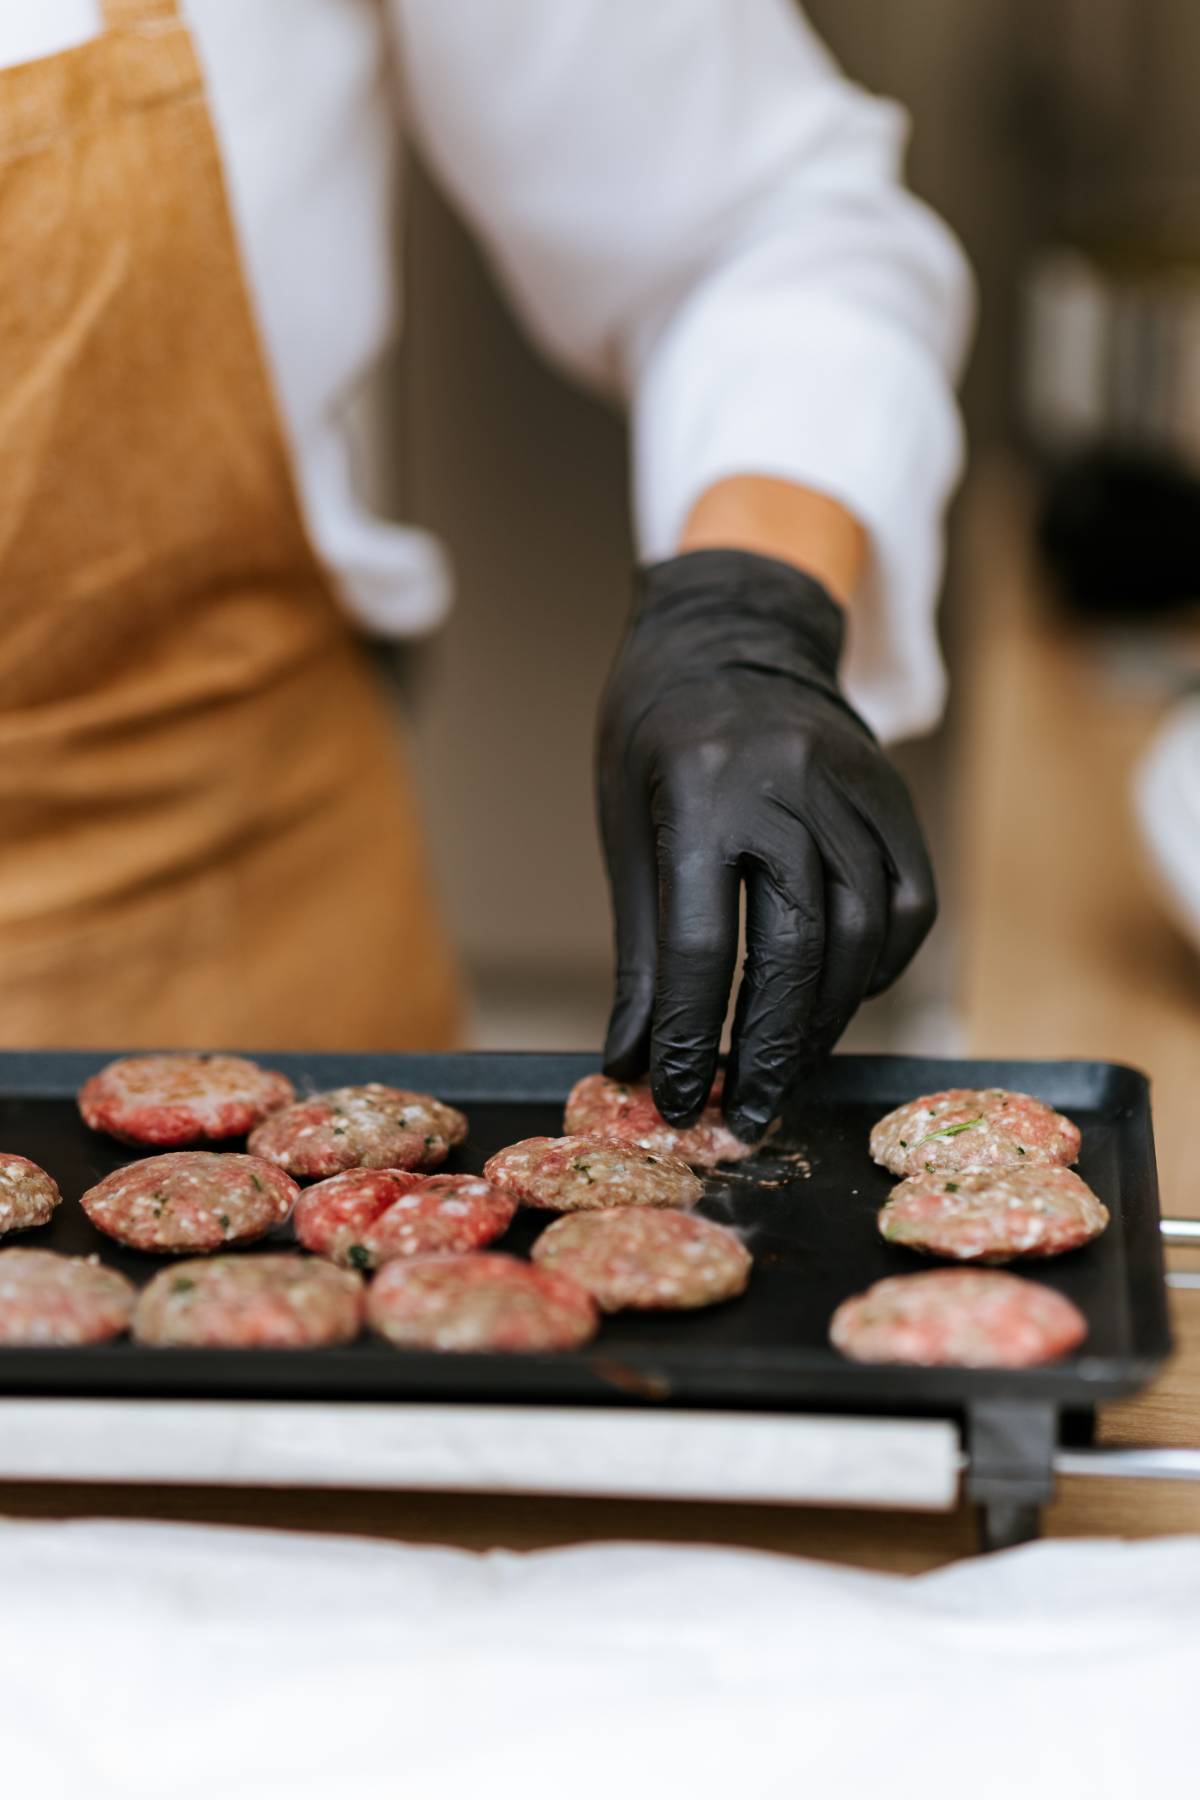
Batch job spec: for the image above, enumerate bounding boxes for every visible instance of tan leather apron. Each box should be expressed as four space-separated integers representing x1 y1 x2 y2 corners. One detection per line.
0 0 463 1049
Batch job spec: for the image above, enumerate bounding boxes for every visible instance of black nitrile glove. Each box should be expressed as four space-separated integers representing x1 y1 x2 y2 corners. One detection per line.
598 549 936 1142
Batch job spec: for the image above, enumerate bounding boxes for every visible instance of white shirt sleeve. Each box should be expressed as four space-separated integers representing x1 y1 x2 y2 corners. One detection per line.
390 0 973 741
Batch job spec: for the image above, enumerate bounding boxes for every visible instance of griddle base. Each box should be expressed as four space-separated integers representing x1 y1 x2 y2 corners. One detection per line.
967 1399 1060 1550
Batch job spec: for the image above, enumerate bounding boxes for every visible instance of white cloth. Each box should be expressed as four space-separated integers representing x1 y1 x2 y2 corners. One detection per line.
0 1519 1195 1797
5 0 973 740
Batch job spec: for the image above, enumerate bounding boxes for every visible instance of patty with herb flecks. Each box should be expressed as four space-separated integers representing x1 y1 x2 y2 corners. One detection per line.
293 1169 515 1269
532 1207 751 1310
0 1153 61 1239
0 1249 135 1347
563 1073 757 1168
367 1253 598 1352
248 1085 467 1179
80 1153 297 1254
134 1254 363 1347
830 1268 1088 1368
483 1134 702 1212
879 1165 1107 1263
78 1054 294 1147
869 1088 1081 1179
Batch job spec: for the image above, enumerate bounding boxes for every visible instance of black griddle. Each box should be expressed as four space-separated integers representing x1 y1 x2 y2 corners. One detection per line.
0 1051 1173 1549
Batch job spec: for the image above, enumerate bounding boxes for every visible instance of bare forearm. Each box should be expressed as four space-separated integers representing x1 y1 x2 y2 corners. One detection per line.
678 475 867 607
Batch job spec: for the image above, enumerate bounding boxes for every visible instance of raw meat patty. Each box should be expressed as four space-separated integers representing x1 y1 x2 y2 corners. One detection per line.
0 1154 61 1238
829 1269 1088 1368
293 1169 516 1270
532 1207 752 1311
134 1254 364 1348
0 1249 135 1346
78 1054 294 1147
869 1088 1081 1178
80 1152 298 1254
879 1165 1109 1263
367 1253 598 1352
248 1085 467 1178
563 1073 756 1169
483 1135 702 1213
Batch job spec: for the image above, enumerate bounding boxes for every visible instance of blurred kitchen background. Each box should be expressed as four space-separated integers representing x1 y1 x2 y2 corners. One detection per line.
372 0 1199 1197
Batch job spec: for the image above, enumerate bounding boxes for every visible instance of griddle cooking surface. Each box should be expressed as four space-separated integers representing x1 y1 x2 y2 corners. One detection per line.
0 1053 1171 1409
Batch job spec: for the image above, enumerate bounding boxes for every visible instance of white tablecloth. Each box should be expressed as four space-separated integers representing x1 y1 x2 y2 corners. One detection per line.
0 1518 1195 1797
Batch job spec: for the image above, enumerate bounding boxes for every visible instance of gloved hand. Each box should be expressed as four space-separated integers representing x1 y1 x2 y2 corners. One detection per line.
597 549 936 1142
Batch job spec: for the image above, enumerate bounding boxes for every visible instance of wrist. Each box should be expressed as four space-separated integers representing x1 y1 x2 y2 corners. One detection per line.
636 548 847 689
678 474 867 607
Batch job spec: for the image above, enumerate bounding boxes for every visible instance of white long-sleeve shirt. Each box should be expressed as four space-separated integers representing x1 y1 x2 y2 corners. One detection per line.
5 0 973 740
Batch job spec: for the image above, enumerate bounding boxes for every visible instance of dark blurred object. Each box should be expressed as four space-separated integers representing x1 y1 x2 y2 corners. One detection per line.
1036 445 1200 619
1021 239 1200 620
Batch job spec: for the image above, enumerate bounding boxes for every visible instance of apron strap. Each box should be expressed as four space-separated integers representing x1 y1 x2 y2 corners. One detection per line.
100 0 181 29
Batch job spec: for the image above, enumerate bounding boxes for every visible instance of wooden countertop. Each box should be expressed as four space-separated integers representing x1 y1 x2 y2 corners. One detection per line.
957 469 1200 1215
2 470 1197 1565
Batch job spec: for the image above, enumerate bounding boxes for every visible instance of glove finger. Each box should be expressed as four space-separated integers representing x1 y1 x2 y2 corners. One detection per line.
808 852 888 1055
649 845 740 1126
600 790 659 1081
793 801 889 1053
722 831 825 1143
852 765 938 994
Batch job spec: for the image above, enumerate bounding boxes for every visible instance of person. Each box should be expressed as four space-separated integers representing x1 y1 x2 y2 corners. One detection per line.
0 0 972 1142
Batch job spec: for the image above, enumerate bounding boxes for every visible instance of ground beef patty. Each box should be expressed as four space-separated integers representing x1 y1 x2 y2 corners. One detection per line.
563 1073 756 1169
293 1169 516 1270
869 1088 1081 1178
879 1165 1109 1263
0 1249 135 1346
830 1268 1088 1368
78 1054 295 1147
483 1134 703 1213
0 1154 61 1238
367 1253 598 1352
80 1152 298 1254
248 1085 467 1179
532 1207 751 1311
134 1254 364 1348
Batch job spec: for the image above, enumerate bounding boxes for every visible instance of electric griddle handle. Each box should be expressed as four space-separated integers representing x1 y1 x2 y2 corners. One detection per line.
1053 1447 1200 1481
1161 1219 1200 1245
1053 1225 1200 1484
1160 1217 1200 1289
